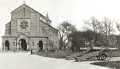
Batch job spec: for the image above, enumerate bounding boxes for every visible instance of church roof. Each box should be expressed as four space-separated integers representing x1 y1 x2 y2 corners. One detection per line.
40 20 58 32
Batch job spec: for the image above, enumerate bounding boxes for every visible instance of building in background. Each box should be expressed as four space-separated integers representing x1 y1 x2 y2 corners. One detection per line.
2 4 59 51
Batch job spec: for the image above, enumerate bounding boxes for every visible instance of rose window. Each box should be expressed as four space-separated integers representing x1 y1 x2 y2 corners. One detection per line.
20 20 28 29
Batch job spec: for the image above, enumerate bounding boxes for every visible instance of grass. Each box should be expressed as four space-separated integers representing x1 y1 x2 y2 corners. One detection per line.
36 50 74 58
35 49 120 58
91 61 120 69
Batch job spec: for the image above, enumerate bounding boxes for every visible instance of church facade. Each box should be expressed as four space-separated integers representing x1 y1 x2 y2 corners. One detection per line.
2 4 59 51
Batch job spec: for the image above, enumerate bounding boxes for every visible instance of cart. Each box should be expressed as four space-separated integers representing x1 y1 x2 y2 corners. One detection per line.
66 47 118 61
74 47 116 62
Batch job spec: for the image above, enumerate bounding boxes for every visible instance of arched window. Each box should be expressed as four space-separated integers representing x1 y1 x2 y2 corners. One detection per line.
19 39 27 51
38 40 43 51
5 40 10 50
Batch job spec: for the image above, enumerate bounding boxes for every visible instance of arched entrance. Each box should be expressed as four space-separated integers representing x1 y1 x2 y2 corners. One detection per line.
38 40 43 51
5 40 10 50
19 39 27 51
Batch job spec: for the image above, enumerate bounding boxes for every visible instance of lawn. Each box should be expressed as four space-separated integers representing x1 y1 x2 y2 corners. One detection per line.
91 61 120 69
34 48 120 62
36 50 86 59
36 50 74 58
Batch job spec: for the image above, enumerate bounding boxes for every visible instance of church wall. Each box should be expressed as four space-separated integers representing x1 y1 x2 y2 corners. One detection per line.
10 7 25 36
39 21 48 36
9 38 17 51
10 6 40 36
10 19 17 36
38 22 59 49
29 38 48 51
30 12 40 36
2 37 17 51
48 30 59 49
5 23 11 35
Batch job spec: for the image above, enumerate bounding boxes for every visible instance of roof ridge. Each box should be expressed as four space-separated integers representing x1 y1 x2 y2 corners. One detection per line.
39 20 58 32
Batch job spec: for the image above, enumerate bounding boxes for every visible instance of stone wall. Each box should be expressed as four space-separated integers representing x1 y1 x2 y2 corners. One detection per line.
2 37 17 51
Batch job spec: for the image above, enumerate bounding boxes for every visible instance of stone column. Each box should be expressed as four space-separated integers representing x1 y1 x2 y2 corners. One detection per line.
2 41 5 52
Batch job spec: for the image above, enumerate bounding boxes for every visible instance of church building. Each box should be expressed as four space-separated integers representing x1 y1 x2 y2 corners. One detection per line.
2 4 59 51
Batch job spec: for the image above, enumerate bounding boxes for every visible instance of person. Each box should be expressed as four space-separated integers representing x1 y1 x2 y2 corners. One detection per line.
30 49 33 55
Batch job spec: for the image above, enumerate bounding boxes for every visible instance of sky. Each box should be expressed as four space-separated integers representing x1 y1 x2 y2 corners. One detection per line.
1 0 120 47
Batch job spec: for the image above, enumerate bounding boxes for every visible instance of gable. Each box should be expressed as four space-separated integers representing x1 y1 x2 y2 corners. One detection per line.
12 4 37 15
11 4 51 23
11 4 45 18
9 4 58 36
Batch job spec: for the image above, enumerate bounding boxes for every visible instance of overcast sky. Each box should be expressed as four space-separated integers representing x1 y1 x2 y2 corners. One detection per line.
1 0 120 47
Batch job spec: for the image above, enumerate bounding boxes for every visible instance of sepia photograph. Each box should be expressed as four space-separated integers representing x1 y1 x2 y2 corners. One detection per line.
0 0 120 69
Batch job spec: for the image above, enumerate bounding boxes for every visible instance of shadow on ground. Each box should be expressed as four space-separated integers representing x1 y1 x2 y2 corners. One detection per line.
91 61 120 69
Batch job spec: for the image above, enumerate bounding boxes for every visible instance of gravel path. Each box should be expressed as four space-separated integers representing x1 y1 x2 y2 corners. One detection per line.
0 52 111 69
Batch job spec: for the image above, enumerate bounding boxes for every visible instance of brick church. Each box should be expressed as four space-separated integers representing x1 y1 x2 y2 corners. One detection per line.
2 4 59 51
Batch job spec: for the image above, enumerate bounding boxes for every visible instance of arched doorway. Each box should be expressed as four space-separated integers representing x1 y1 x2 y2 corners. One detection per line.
5 40 10 50
38 40 43 51
19 39 27 51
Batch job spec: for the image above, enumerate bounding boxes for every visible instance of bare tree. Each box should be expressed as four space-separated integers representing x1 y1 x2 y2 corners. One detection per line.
116 22 120 32
85 17 100 33
102 17 114 35
115 22 120 48
85 17 115 47
58 21 76 50
101 17 115 47
84 17 101 49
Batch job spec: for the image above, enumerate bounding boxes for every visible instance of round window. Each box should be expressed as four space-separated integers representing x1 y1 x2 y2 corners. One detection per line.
20 20 28 29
